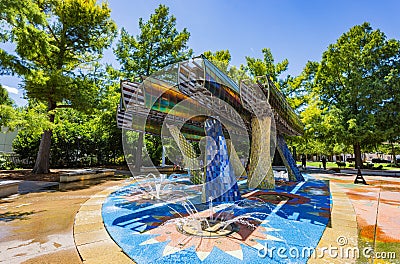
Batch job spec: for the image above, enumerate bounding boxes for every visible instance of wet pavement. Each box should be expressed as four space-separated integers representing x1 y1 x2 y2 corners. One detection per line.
0 171 399 263
0 177 128 263
314 173 400 263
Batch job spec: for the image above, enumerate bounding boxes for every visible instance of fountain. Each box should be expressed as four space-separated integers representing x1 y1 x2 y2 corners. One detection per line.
102 170 331 263
103 56 331 263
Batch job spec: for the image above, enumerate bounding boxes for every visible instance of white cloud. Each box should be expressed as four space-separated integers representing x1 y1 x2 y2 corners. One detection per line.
2 85 18 95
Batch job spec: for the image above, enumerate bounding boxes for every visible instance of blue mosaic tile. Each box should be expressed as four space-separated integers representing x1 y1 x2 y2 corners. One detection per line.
277 134 304 181
204 118 241 202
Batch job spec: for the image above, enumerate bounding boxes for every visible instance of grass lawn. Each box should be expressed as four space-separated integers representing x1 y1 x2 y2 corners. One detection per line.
296 161 336 168
296 161 400 171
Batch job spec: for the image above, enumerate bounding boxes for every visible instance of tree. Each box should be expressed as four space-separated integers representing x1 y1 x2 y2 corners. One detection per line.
245 48 289 88
0 85 15 127
114 4 192 170
0 0 117 173
376 66 400 164
0 86 12 106
115 4 192 78
13 64 125 168
203 50 231 73
316 22 400 168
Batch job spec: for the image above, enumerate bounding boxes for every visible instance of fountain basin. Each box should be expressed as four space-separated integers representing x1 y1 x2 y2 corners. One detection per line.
102 174 331 263
0 180 20 198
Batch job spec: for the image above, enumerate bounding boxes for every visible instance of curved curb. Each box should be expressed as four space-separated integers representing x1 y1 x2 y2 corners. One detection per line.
307 182 358 263
73 183 134 264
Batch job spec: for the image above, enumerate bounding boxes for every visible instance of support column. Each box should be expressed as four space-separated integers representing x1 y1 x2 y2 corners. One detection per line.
276 134 304 181
248 116 275 189
204 118 241 202
134 132 143 173
168 125 203 184
226 139 246 179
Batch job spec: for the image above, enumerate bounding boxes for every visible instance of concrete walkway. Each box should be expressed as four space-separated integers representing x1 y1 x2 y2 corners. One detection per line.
314 173 400 263
73 183 132 264
0 179 126 263
1 173 399 263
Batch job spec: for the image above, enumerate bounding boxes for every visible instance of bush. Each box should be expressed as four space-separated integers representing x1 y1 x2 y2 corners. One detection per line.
0 155 16 170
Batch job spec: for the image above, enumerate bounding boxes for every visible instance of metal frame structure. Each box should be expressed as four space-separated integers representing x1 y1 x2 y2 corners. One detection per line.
117 55 304 192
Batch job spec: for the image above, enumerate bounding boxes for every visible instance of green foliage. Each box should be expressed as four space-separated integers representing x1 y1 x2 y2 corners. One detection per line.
285 61 319 110
144 134 162 166
12 130 40 162
114 4 192 78
115 4 193 166
0 154 17 169
246 48 288 79
0 104 17 128
0 0 117 172
317 22 400 147
0 85 12 106
1 0 117 109
288 23 400 165
0 85 16 128
203 50 231 73
12 61 125 167
13 100 125 167
246 48 289 88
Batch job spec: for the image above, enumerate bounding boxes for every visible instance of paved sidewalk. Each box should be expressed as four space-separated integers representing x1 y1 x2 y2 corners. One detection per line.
0 179 126 263
308 181 358 264
314 173 400 263
1 172 399 263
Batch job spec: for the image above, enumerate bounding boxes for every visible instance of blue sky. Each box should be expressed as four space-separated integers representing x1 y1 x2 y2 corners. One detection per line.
2 0 400 105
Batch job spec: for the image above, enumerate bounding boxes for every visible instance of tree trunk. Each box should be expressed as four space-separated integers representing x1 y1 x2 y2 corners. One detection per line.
32 102 56 174
134 132 144 172
353 142 362 168
32 130 53 173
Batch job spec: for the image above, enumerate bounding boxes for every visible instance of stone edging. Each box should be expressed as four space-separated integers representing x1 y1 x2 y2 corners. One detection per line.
73 183 134 264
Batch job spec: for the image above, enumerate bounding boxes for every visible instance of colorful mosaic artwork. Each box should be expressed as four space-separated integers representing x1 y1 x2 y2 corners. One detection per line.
204 118 241 202
276 134 304 182
102 175 330 263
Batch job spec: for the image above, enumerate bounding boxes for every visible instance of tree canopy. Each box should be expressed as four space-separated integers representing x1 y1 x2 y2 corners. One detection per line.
315 22 400 167
246 48 289 87
0 0 117 173
0 85 12 106
0 85 15 128
114 4 193 168
114 4 192 78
